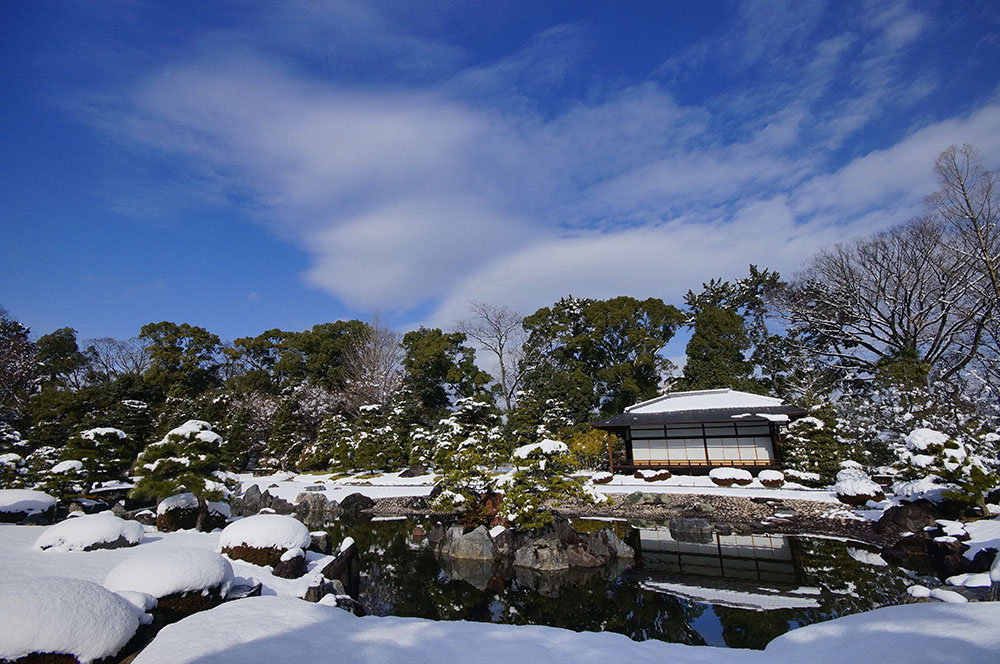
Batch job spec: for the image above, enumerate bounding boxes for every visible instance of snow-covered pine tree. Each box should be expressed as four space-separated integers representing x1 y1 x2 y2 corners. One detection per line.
131 420 230 530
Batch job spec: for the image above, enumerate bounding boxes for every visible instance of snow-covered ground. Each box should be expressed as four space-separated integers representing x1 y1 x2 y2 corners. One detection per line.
239 470 843 504
129 595 1000 664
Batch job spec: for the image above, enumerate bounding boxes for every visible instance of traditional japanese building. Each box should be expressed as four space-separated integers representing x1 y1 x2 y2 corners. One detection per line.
593 388 805 472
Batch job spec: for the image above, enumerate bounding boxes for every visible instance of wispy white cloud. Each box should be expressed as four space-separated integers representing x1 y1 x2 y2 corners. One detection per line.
86 0 1000 334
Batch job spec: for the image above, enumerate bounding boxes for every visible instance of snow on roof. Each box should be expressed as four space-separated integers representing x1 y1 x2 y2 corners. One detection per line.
34 514 144 552
104 548 235 599
0 576 139 664
218 514 311 552
0 489 56 515
625 389 784 414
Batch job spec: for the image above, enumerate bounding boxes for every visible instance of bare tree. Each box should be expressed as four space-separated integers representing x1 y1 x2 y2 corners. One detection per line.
341 314 404 410
85 337 151 380
928 145 1000 382
0 308 34 420
455 300 527 412
776 217 986 382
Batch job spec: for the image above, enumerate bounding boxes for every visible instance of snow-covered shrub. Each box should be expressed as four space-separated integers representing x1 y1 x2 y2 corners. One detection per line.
496 439 591 530
758 469 785 488
834 468 884 506
894 427 998 513
298 413 351 471
709 467 753 487
219 514 311 567
34 513 143 552
0 577 141 663
781 405 850 483
131 420 234 530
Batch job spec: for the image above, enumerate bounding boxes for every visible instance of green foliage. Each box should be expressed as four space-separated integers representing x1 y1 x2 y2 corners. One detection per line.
63 426 138 487
564 428 615 470
140 321 222 397
498 440 590 530
781 405 850 483
402 328 491 421
0 310 34 422
681 305 759 392
430 398 508 514
131 420 227 502
261 394 307 470
301 413 352 471
521 296 684 417
34 327 89 390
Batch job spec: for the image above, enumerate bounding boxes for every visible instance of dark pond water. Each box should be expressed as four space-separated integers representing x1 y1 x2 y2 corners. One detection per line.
326 517 911 650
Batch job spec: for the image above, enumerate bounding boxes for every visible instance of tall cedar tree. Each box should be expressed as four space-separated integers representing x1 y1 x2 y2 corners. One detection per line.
682 305 758 392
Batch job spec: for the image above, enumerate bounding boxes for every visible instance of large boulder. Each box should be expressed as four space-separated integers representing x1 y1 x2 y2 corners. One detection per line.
272 548 308 579
438 525 498 561
669 517 714 544
339 492 376 518
876 499 945 536
399 463 429 478
513 538 570 571
294 492 343 528
321 537 361 599
155 493 199 532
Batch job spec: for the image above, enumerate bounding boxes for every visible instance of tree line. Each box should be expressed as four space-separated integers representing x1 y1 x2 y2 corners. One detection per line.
1 144 998 510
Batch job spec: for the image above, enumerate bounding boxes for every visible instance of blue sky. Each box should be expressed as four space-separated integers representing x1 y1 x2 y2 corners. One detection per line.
2 1 999 359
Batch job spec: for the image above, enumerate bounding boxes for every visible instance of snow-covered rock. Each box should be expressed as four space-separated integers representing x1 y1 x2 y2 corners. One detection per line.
105 548 235 599
0 576 139 664
157 492 199 515
0 489 56 519
34 513 144 552
590 471 614 485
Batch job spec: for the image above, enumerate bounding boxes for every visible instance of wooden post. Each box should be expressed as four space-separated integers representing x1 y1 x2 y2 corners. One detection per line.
608 434 615 473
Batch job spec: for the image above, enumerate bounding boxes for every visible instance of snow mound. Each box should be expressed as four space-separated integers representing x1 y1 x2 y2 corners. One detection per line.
218 514 310 551
104 548 234 598
157 492 199 515
757 470 784 482
0 576 139 664
905 428 950 451
34 514 144 552
590 471 613 483
513 439 568 459
892 475 957 503
0 489 56 515
765 602 1000 663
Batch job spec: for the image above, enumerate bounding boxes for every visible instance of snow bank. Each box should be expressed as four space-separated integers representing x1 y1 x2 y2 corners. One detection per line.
157 492 199 515
219 514 311 551
130 595 748 664
34 514 144 552
513 439 568 459
105 548 234 598
0 489 56 515
764 602 999 663
0 576 139 664
130 596 1000 664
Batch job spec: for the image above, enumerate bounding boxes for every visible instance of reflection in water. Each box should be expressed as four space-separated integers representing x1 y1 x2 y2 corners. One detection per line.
327 518 910 650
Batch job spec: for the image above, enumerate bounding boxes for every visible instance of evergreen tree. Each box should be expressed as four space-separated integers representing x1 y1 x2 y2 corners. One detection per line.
402 328 491 422
300 413 352 471
131 420 229 530
64 427 137 488
498 439 590 529
261 394 305 470
781 405 850 484
682 305 758 392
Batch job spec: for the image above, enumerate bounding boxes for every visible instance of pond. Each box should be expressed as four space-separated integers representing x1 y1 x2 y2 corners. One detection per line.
326 517 912 650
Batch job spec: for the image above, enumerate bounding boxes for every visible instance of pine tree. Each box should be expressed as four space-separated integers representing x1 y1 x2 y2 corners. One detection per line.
131 420 229 530
498 439 590 529
781 405 849 484
64 427 137 488
300 413 352 471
